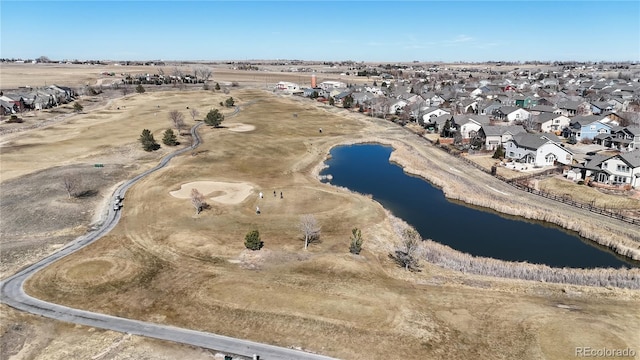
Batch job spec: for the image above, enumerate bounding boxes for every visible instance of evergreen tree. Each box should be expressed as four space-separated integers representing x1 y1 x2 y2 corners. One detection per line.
244 230 263 250
225 97 235 107
139 129 160 151
136 84 146 93
343 94 354 109
73 102 83 112
162 128 178 146
215 82 221 90
204 109 224 127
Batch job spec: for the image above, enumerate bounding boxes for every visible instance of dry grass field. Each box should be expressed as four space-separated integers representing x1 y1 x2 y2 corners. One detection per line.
2 67 640 359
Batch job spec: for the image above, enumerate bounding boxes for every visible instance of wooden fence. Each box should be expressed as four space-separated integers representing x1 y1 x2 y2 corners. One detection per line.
434 142 640 226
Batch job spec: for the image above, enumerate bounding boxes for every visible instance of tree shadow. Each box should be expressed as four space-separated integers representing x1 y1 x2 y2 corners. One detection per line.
75 189 99 198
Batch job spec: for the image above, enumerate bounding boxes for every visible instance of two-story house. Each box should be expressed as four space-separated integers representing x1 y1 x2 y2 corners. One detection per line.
504 133 573 167
566 115 613 141
589 150 640 188
478 125 527 151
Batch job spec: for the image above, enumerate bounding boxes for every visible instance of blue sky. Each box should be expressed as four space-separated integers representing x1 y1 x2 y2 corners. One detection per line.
1 1 638 62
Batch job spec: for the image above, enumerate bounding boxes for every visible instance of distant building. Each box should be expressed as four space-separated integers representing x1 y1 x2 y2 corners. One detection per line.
275 81 300 92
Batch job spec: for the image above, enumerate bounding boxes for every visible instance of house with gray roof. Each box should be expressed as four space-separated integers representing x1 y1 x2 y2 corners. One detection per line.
586 150 640 189
533 113 571 133
504 133 573 167
478 125 527 150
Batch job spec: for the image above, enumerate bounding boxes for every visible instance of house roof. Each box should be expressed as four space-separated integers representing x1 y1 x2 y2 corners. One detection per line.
481 125 526 136
534 112 561 124
509 133 564 151
570 115 609 127
583 154 610 170
618 150 640 168
530 105 557 113
625 126 640 136
557 100 583 110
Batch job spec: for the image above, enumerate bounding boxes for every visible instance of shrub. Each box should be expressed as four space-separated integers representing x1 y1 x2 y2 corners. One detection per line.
244 230 263 250
7 115 23 123
492 145 505 159
349 228 364 255
73 102 83 112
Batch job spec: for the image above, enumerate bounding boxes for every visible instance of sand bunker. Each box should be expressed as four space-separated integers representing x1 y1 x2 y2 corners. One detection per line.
170 181 254 205
226 122 255 132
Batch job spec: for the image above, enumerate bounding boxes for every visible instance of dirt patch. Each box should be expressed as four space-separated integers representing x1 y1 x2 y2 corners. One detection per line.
225 122 256 132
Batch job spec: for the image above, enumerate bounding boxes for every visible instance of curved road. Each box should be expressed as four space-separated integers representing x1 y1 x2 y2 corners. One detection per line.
1 115 337 360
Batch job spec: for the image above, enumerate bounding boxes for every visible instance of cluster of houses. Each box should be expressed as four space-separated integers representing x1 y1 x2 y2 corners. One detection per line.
0 85 76 114
277 67 640 189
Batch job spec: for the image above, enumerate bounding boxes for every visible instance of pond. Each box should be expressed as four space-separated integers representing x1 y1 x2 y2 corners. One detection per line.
320 144 636 269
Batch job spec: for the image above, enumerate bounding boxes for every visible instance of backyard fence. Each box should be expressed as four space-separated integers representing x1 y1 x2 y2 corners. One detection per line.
428 137 640 226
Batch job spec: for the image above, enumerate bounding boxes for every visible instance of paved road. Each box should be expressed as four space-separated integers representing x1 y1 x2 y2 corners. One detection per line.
1 117 338 360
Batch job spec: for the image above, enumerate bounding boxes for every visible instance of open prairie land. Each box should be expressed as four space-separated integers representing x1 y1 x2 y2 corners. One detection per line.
1 72 639 359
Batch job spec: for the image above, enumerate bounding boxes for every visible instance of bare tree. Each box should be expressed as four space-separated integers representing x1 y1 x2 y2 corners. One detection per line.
195 67 213 83
191 188 206 215
168 110 186 133
189 108 199 122
391 227 423 271
62 175 80 199
299 214 321 250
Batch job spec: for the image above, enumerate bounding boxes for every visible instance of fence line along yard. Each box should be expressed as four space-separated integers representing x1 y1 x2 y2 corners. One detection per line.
428 138 640 226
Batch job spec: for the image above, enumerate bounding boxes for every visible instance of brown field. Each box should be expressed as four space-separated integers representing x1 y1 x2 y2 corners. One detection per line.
1 69 640 360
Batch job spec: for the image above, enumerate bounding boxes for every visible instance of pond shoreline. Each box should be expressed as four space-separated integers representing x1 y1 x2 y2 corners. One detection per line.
309 121 640 265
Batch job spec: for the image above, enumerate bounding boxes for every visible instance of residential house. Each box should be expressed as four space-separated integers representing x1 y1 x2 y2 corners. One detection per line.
593 126 640 152
454 115 490 139
420 91 446 107
565 115 613 141
458 99 478 113
557 100 589 117
528 105 559 116
421 107 449 121
424 114 455 133
493 106 531 123
514 95 536 109
504 133 573 167
587 150 640 188
351 91 377 107
479 100 502 116
591 101 614 115
389 99 409 115
478 125 527 150
533 113 571 133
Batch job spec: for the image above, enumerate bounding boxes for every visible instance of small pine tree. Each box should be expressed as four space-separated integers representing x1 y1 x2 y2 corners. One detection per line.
73 102 83 112
204 109 224 127
225 97 235 107
492 145 505 159
136 84 146 93
244 230 263 250
349 228 364 255
139 129 160 151
162 128 178 146
215 82 221 90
